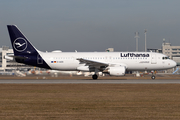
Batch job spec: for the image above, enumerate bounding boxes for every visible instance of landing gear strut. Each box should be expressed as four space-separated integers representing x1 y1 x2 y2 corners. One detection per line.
92 74 98 80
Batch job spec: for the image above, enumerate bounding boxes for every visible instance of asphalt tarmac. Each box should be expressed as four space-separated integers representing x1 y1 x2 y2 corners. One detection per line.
0 79 180 84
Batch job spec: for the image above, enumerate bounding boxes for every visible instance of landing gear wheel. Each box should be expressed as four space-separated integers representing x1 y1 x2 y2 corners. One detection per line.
92 74 98 80
151 75 156 80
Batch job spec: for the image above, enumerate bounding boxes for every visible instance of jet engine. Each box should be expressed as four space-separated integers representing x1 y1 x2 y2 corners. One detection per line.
107 66 126 76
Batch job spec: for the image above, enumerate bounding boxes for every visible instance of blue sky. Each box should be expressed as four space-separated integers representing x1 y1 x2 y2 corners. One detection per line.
0 0 180 52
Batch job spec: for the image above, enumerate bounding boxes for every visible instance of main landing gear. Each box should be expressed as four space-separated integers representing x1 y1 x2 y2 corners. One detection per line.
92 69 99 80
92 74 98 80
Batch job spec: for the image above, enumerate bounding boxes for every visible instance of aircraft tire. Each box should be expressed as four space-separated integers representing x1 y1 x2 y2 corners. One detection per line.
151 75 156 80
92 74 98 80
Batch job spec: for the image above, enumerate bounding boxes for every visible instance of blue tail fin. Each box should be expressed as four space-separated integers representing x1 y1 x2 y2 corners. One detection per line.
7 25 51 69
7 25 37 55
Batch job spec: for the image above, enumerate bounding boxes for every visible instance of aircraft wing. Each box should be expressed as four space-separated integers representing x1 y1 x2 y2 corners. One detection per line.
77 58 108 67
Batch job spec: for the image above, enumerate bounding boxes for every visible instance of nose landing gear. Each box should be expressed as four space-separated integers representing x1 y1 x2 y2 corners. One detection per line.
151 71 156 80
151 75 156 80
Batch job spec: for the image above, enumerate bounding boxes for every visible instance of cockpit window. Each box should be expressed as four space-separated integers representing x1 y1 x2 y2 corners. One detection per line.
162 57 170 60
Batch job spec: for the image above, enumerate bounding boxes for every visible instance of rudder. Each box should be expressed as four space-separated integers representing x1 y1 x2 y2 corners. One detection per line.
7 25 37 56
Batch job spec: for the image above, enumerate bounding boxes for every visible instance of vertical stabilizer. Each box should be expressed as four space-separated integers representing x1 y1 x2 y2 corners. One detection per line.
7 25 51 69
7 25 38 56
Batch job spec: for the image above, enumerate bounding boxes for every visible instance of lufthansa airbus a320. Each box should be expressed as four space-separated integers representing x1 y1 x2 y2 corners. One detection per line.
6 25 177 79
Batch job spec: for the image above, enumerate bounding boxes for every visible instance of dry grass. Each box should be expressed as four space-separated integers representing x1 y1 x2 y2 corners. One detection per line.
0 84 180 120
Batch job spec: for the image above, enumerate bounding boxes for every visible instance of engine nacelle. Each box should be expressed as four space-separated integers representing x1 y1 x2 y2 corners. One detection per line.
77 66 90 72
108 66 126 76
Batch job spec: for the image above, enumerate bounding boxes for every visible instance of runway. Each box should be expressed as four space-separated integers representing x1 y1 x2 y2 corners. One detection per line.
0 79 180 84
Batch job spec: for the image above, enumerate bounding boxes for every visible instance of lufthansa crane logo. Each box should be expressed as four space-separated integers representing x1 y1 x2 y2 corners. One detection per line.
13 37 27 52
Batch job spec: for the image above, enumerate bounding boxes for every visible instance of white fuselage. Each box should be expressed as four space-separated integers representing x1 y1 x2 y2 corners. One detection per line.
39 52 176 71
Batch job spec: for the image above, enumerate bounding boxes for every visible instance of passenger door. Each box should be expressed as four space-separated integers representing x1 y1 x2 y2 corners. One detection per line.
151 54 157 64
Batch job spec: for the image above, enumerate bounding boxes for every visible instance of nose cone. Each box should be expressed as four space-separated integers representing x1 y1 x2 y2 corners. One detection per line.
171 60 177 68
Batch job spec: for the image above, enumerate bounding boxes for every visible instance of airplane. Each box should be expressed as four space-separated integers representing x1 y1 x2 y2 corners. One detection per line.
7 25 177 80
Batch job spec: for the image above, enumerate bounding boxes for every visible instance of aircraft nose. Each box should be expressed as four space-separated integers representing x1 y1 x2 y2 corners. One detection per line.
171 60 177 67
